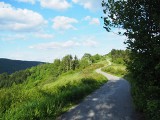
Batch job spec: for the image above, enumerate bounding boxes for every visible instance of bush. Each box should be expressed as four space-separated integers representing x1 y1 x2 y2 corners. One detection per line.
102 66 126 77
146 100 160 120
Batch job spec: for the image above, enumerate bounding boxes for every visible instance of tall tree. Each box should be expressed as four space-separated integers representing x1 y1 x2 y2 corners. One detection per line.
73 55 79 70
61 55 73 72
102 0 160 119
53 59 62 75
82 53 93 64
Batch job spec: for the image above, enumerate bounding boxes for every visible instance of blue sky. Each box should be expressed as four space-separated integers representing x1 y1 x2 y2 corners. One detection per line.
0 0 126 62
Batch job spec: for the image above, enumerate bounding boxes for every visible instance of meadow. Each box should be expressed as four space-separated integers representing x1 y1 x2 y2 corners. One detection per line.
102 63 127 77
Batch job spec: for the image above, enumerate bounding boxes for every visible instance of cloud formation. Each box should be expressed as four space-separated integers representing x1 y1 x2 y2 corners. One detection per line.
72 0 101 11
52 16 78 30
89 18 100 25
35 33 54 39
0 2 47 32
15 0 101 11
0 34 27 41
30 39 98 50
84 16 100 25
83 39 98 47
29 40 80 49
40 0 71 10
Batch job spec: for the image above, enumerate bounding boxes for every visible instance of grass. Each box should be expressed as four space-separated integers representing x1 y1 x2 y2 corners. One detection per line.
101 63 127 77
0 64 107 120
95 59 109 65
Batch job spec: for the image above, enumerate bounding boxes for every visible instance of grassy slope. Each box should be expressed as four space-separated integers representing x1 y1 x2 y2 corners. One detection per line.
0 63 107 120
101 60 134 83
101 61 127 77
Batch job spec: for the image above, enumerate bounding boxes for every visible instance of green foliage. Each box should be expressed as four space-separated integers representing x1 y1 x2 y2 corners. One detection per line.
79 58 90 69
91 54 102 63
146 100 160 120
0 63 107 119
61 55 73 72
0 53 101 89
102 0 160 119
0 52 107 119
0 69 31 88
102 64 127 77
72 55 79 70
82 53 92 60
80 53 92 68
80 53 103 69
0 55 81 88
109 49 130 64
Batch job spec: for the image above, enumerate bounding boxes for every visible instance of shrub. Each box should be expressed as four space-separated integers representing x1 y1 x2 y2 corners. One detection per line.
102 66 126 77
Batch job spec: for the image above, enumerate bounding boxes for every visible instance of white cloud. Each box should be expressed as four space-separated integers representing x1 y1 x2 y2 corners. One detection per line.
89 18 100 25
15 0 71 10
30 37 98 50
83 39 98 47
0 2 47 32
0 34 27 41
35 33 54 39
81 36 98 47
16 0 36 4
83 16 100 25
52 16 78 30
29 40 80 50
84 16 91 21
0 1 11 7
72 0 101 11
40 0 71 10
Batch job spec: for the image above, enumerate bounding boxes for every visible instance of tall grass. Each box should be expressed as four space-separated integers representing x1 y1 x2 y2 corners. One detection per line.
102 64 127 77
0 64 107 120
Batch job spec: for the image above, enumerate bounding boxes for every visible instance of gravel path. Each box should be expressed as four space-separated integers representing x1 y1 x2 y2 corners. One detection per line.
57 68 137 120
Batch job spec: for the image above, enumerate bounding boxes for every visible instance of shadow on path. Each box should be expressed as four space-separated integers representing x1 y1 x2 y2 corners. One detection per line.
57 68 137 120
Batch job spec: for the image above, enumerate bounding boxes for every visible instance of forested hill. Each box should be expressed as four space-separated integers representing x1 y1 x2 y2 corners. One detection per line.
0 58 44 74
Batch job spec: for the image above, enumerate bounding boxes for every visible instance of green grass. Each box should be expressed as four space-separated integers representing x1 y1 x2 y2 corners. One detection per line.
95 59 108 65
101 63 127 77
0 64 107 120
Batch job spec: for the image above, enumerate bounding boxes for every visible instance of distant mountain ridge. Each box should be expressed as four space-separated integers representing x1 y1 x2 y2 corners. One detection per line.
0 58 44 74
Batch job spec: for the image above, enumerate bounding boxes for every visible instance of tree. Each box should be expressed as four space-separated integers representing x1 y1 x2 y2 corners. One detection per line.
53 59 61 66
72 55 79 70
109 49 129 64
102 0 160 119
53 59 62 75
61 55 73 72
82 53 93 64
0 73 9 88
79 59 90 69
91 54 102 63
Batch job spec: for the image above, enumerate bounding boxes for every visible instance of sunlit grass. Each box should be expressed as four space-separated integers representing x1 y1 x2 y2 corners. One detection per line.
102 63 127 77
0 64 107 120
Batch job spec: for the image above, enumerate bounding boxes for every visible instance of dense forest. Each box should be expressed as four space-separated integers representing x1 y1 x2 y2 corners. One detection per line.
102 0 160 119
0 58 43 74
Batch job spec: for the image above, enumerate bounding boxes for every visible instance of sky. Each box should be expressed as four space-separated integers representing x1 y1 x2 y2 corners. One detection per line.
0 0 126 62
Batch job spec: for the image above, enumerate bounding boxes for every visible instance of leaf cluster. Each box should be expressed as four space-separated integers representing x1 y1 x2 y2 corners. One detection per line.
102 0 160 119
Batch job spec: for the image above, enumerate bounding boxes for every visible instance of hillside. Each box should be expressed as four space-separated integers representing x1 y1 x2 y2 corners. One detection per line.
0 54 108 119
0 58 44 74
